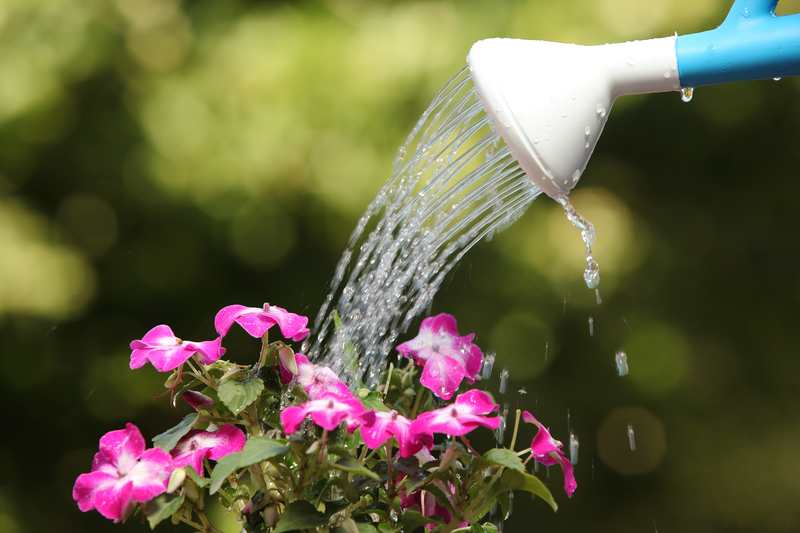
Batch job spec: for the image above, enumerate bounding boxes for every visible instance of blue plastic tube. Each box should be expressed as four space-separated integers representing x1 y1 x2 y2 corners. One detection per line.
676 0 800 87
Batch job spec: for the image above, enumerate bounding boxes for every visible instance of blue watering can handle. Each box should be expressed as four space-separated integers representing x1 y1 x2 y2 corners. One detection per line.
676 0 800 87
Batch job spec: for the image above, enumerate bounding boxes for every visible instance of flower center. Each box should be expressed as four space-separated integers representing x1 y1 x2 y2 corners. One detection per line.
326 400 335 409
390 410 399 420
450 408 459 418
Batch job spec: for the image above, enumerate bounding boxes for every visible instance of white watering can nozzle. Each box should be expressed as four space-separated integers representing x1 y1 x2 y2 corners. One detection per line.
467 37 680 200
468 0 800 200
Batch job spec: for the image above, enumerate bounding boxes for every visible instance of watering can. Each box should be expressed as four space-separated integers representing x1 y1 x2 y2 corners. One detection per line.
468 0 800 199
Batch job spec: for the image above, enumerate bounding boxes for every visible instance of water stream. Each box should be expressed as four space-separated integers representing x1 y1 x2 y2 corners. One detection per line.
305 67 541 385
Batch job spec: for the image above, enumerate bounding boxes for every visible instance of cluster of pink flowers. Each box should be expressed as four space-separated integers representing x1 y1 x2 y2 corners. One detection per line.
73 304 577 526
277 312 577 499
73 422 245 522
73 302 309 522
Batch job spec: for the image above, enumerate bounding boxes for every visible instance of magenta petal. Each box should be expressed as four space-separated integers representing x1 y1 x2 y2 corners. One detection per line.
172 449 209 477
280 405 309 434
214 304 249 337
561 456 577 497
419 354 467 400
206 425 246 460
92 481 134 522
128 448 172 502
454 389 497 415
98 423 145 473
427 313 459 336
460 341 483 381
129 348 150 369
263 304 310 341
146 345 195 372
73 471 116 512
187 336 226 365
359 411 393 450
141 325 177 344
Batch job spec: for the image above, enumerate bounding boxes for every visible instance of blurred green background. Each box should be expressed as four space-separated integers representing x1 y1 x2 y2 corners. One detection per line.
2 0 800 531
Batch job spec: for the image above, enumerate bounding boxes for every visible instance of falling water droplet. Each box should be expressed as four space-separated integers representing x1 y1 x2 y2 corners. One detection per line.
773 77 782 81
569 432 579 465
499 368 510 394
680 87 694 103
615 350 629 376
588 316 594 336
627 424 637 451
481 352 496 380
495 404 509 444
518 387 527 395
559 197 600 290
504 492 514 520
743 6 751 17
595 288 603 305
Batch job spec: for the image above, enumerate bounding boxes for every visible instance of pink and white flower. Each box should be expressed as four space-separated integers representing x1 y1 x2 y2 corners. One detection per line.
171 424 246 475
72 424 173 522
281 392 365 434
279 352 353 400
215 303 310 342
359 410 432 458
522 411 577 497
396 313 483 400
129 325 224 372
411 389 501 438
400 482 468 531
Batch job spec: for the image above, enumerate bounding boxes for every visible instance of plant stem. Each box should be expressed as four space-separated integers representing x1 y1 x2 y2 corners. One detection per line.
256 332 270 370
383 362 394 397
410 386 427 419
386 443 395 498
509 409 522 450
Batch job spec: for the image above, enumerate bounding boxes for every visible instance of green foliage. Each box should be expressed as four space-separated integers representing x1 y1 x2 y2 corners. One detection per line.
218 376 265 415
142 494 185 529
273 501 327 533
152 413 199 452
209 436 290 494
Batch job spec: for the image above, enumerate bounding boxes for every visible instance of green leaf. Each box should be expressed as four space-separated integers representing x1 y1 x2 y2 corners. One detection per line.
400 509 432 531
183 465 209 488
142 494 184 529
499 469 558 512
273 501 327 533
152 413 198 452
217 376 264 415
331 456 380 480
483 448 525 472
209 437 289 494
357 388 388 411
356 524 379 533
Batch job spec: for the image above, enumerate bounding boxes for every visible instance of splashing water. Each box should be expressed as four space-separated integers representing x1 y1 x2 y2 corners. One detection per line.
569 431 580 465
307 67 541 384
615 350 630 376
559 196 600 289
680 87 694 103
627 424 637 451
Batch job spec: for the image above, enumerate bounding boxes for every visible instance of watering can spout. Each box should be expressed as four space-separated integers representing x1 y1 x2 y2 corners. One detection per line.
467 0 800 200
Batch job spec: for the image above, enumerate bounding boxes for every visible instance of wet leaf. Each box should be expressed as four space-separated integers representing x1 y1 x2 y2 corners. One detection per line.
218 376 264 415
209 437 289 494
273 501 327 532
483 448 525 472
142 494 185 529
152 413 198 452
498 469 557 512
331 456 380 480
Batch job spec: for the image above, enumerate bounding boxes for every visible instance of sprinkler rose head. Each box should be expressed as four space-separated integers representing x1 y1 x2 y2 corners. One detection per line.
468 0 800 200
467 36 679 200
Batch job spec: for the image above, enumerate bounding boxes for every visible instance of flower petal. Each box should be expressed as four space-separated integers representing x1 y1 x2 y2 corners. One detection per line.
182 390 214 411
126 448 173 502
454 390 497 415
280 405 309 434
91 481 135 522
98 423 145 473
187 336 226 365
145 345 195 373
419 354 467 400
263 304 310 341
214 304 250 337
172 449 209 477
205 425 246 461
73 471 116 513
140 325 177 345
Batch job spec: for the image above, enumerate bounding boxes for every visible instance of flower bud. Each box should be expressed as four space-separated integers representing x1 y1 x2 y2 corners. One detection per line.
262 506 278 527
278 346 298 376
167 468 186 494
182 390 214 410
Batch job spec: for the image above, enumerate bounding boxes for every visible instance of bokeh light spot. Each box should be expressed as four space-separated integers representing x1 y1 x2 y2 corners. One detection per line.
625 319 690 396
489 311 555 380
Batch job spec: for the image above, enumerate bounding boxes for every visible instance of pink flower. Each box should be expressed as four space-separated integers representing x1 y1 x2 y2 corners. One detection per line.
411 389 501 438
359 410 432 458
396 314 483 400
171 424 246 475
400 483 467 530
281 393 365 434
129 325 224 372
72 424 173 522
522 411 577 497
215 303 310 342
